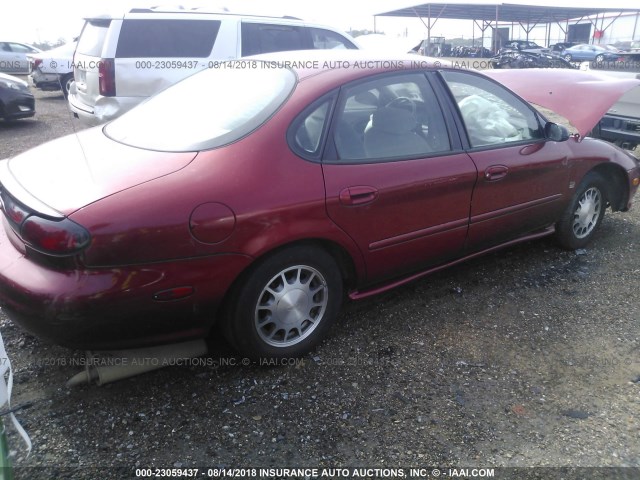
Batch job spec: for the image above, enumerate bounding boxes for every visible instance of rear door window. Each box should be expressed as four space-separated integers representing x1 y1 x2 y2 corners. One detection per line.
76 20 111 57
241 23 313 56
332 73 452 161
115 19 220 58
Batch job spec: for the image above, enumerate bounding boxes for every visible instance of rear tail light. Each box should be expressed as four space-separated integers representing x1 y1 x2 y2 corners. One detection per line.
32 58 42 71
21 217 90 256
1 191 90 256
98 58 116 97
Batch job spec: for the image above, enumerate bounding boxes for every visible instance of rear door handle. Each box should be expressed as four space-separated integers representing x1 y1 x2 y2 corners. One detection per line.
484 165 509 181
339 186 378 206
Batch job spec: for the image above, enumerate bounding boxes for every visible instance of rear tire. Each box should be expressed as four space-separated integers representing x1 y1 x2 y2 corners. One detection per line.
223 246 343 359
564 54 572 62
595 54 605 63
556 172 608 250
61 74 74 99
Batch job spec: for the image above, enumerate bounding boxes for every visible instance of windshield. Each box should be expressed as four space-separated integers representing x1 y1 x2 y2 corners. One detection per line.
105 65 297 152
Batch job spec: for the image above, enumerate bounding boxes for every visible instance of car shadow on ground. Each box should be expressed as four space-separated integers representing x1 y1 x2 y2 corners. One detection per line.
37 94 66 101
0 119 41 130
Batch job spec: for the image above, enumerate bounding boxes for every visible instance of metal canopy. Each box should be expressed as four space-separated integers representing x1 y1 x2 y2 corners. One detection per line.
376 3 638 24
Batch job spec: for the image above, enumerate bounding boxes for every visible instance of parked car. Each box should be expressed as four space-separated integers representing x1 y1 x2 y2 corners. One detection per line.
499 40 549 54
490 50 574 69
0 72 35 121
0 42 41 74
27 41 76 98
620 41 640 62
414 37 451 57
603 45 623 53
1 52 639 358
588 71 640 151
549 42 578 52
562 44 621 62
68 6 359 125
451 46 493 58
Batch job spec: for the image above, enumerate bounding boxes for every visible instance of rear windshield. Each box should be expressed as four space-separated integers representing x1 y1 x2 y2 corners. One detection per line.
104 65 296 152
77 20 110 57
115 19 220 58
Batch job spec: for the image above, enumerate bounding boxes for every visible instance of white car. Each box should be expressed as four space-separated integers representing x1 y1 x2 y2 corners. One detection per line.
27 42 76 98
68 6 359 125
0 42 41 74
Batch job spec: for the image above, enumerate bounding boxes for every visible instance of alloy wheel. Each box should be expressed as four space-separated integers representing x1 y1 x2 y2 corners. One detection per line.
572 187 602 239
254 265 329 347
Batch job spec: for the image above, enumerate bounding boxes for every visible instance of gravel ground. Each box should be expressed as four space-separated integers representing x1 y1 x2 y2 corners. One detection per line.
0 83 639 480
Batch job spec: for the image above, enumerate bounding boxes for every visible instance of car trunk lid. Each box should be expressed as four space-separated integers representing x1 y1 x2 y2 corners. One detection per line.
1 127 197 216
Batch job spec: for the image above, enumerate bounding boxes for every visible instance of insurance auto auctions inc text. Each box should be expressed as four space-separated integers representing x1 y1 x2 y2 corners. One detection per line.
199 467 495 478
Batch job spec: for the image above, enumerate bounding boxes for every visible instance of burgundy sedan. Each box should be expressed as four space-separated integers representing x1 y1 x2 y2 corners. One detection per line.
0 53 639 358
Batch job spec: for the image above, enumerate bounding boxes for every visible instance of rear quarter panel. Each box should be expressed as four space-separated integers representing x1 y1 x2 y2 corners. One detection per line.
69 94 366 279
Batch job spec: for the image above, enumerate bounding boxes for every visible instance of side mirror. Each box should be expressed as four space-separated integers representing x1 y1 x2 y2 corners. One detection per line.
545 122 570 142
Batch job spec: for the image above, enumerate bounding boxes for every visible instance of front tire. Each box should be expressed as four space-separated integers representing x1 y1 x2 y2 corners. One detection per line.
564 54 572 62
223 246 343 359
556 172 608 250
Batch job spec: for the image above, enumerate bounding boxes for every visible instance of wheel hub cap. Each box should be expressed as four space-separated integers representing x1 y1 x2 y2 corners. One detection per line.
572 187 601 239
255 265 328 347
276 288 310 326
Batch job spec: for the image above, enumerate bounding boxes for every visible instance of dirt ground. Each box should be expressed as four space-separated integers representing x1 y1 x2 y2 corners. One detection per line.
0 82 639 480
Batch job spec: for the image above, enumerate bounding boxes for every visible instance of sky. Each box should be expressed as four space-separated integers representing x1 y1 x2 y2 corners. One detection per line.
1 0 638 45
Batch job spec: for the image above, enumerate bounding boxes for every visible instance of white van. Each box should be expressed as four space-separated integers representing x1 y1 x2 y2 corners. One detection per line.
69 7 358 125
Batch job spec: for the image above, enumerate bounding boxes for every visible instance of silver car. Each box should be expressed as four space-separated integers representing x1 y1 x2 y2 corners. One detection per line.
68 7 358 125
27 42 76 98
0 42 41 74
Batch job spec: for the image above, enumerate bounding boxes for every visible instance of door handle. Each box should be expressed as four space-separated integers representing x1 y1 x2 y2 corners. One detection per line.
339 186 378 206
484 165 508 181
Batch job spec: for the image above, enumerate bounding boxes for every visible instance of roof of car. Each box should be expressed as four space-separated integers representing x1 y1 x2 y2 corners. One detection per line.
81 7 359 41
251 50 445 81
252 50 640 139
84 6 310 23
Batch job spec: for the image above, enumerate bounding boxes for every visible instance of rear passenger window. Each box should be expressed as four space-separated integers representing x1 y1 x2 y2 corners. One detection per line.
334 74 451 161
241 23 312 56
77 20 111 57
310 28 357 50
292 100 332 156
115 20 220 58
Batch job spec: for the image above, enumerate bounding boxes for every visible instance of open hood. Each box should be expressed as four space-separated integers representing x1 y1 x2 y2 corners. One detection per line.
484 68 640 138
